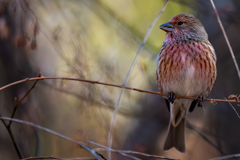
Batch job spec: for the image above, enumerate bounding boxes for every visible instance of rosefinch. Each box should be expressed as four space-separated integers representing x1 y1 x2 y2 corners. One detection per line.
156 14 217 153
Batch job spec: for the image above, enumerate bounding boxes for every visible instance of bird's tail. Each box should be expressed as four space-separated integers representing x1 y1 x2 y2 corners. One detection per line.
163 118 186 153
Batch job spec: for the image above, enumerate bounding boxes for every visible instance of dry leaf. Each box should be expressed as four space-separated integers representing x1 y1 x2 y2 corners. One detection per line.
228 94 239 101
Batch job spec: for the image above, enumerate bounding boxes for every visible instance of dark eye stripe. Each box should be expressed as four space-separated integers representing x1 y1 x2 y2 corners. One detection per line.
178 21 183 25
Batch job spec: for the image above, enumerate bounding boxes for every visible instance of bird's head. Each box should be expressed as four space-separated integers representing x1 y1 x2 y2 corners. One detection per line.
160 14 208 42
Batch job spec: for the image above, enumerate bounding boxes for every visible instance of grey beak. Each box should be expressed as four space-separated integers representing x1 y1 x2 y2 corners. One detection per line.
160 22 173 32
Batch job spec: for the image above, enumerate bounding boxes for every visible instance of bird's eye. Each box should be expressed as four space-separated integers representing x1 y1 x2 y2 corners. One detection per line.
178 21 183 25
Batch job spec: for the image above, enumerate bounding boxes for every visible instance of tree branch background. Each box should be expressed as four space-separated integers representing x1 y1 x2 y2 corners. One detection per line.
0 0 239 160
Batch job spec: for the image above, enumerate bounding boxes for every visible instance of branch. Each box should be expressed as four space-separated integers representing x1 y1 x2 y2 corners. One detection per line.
210 0 240 80
107 0 170 159
8 73 41 127
209 153 240 160
0 73 41 159
0 76 239 104
186 120 225 154
224 98 240 118
21 156 58 160
21 156 96 160
89 141 179 160
0 117 103 160
0 113 22 159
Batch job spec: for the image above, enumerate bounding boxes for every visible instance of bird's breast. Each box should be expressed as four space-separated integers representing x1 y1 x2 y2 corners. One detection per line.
156 41 216 97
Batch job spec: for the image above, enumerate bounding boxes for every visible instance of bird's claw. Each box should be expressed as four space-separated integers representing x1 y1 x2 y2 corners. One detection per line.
168 92 175 104
195 96 205 107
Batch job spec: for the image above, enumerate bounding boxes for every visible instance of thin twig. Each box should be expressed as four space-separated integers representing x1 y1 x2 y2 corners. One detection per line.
0 73 41 159
8 73 41 127
0 117 103 160
0 113 22 159
0 76 239 104
208 153 240 160
107 1 170 158
89 141 179 160
21 156 96 160
118 153 141 160
0 76 238 103
224 97 240 118
186 120 225 155
21 156 58 160
210 0 240 80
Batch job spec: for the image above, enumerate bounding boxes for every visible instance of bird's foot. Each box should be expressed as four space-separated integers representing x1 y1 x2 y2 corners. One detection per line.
195 96 205 107
168 92 175 104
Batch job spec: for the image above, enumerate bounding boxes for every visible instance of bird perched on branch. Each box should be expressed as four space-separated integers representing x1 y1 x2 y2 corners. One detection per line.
156 14 217 153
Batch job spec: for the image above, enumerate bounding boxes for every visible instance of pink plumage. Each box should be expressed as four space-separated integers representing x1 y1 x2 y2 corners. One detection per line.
156 14 217 153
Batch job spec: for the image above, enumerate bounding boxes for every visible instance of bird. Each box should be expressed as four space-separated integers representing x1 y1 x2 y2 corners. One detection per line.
156 13 217 153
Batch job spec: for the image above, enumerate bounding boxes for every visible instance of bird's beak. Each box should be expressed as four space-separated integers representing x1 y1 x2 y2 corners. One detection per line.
160 22 173 32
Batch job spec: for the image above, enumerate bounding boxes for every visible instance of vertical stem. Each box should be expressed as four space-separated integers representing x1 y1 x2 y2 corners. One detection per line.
210 0 240 80
107 0 170 159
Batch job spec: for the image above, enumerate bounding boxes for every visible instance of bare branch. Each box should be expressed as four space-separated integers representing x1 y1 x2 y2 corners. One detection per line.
210 0 240 80
0 117 103 160
186 120 225 154
21 156 96 160
209 153 240 160
0 112 22 159
107 0 170 158
0 73 41 159
89 141 179 160
8 73 41 127
21 156 58 160
0 76 239 104
224 97 240 118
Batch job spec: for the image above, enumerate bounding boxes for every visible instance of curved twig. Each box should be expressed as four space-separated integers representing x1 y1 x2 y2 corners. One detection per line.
208 153 240 160
107 1 171 158
21 156 95 160
8 73 41 127
210 0 240 80
89 141 179 160
0 117 103 160
224 97 240 118
0 76 239 104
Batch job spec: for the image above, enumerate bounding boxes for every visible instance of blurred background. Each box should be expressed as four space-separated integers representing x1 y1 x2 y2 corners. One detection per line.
0 0 240 159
